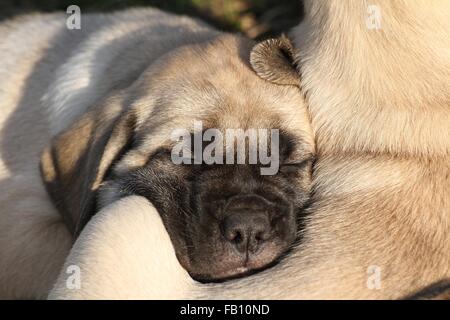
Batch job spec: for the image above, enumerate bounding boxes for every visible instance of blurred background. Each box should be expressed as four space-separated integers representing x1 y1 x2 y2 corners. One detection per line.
0 0 303 39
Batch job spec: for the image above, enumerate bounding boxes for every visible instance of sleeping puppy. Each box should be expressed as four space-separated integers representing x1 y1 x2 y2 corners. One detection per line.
40 31 314 281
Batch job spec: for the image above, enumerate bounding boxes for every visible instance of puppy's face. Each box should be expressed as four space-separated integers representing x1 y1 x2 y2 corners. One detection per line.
103 128 313 281
41 35 312 281
99 37 313 281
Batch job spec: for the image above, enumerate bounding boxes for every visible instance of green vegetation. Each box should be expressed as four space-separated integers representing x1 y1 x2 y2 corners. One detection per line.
0 0 303 39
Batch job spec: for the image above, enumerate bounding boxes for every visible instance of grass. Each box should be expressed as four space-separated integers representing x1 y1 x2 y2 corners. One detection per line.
0 0 303 39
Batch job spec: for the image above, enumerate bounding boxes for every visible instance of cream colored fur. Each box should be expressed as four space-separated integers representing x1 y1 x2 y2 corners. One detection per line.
0 8 218 299
49 196 192 299
294 0 450 158
1 1 449 299
51 1 449 299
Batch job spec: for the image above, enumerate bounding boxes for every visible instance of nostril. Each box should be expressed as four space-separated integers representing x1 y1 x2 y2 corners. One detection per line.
228 229 243 244
222 220 244 244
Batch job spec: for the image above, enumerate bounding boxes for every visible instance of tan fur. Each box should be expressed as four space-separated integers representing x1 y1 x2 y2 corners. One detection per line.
1 1 449 299
285 0 450 297
192 0 450 299
0 14 72 299
40 34 313 237
199 0 450 298
49 196 194 300
50 1 449 299
295 0 450 158
0 8 220 299
0 9 313 298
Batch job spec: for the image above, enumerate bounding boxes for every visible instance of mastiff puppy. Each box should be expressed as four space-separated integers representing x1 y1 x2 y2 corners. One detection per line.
39 34 315 281
63 0 447 300
0 8 314 297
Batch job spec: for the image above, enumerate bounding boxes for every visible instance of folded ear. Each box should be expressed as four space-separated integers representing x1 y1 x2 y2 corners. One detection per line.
40 105 136 237
250 35 300 87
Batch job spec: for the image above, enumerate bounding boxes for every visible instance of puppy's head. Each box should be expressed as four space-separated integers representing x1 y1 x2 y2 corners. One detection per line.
41 35 310 281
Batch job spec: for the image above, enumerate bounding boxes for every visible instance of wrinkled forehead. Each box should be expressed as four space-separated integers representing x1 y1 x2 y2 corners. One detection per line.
128 39 314 160
136 79 312 150
158 70 309 130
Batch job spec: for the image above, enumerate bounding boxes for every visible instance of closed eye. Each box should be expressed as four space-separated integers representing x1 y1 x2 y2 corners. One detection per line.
279 156 315 174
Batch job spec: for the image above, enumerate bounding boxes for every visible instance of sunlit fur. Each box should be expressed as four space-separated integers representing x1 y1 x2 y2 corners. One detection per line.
51 1 449 299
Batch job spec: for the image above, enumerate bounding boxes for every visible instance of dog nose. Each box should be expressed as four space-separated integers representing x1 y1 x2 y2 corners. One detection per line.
221 212 271 254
